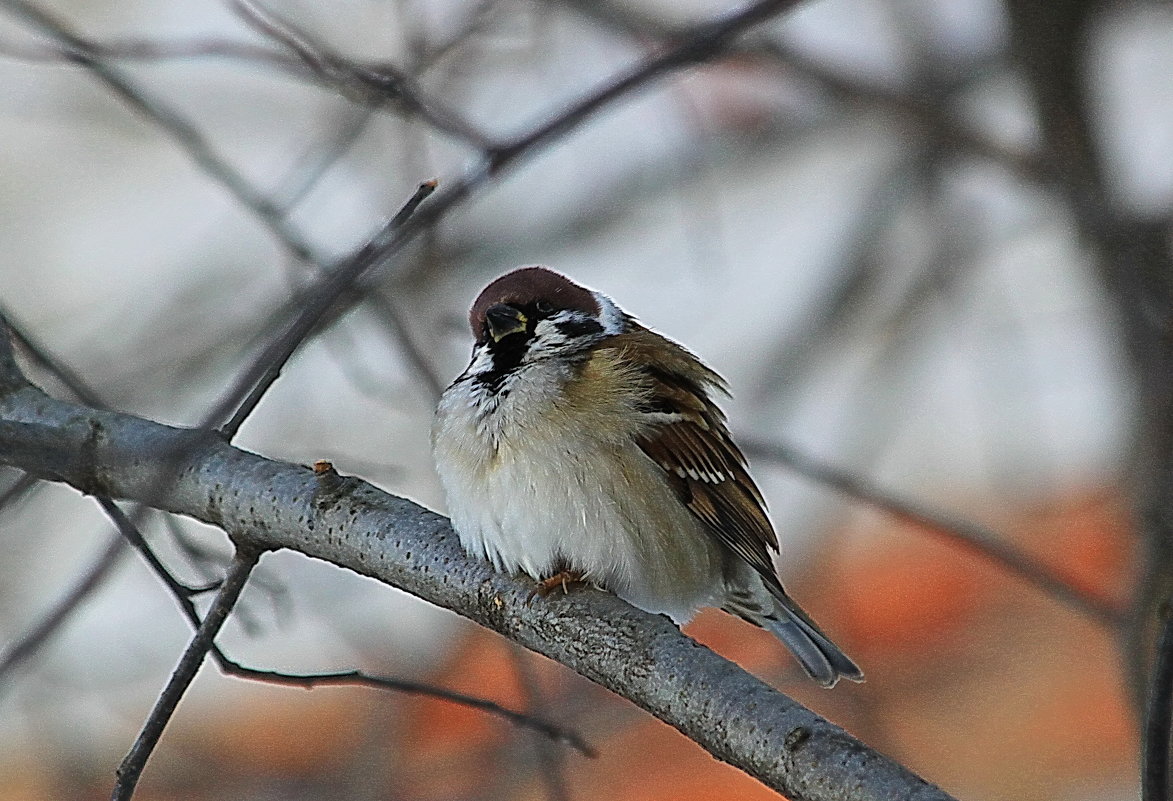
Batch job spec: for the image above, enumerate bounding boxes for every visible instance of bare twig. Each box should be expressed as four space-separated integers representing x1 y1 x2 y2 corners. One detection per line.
0 6 492 150
510 645 572 801
216 660 594 756
228 0 494 149
112 545 263 800
9 0 805 453
0 30 292 65
1002 0 1173 709
108 487 595 753
743 438 1126 628
559 0 1050 187
0 303 103 406
98 498 208 597
0 0 322 265
217 177 438 440
0 529 127 688
1 9 448 423
1143 601 1173 801
0 312 216 680
483 0 804 169
407 0 504 73
0 471 39 517
272 107 373 211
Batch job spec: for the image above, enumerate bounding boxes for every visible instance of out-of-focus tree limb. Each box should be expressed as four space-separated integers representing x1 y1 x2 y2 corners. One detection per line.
744 439 1125 627
0 339 954 801
1002 0 1173 708
1143 601 1173 800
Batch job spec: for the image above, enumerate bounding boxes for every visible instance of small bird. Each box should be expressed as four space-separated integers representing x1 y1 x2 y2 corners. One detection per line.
432 266 863 687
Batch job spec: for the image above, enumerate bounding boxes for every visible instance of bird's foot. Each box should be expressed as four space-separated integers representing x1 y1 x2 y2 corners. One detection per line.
527 570 586 602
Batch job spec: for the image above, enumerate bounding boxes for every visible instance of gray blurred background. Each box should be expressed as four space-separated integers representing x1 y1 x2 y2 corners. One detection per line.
0 0 1169 798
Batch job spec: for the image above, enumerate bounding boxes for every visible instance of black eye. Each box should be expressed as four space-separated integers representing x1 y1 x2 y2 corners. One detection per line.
535 300 554 315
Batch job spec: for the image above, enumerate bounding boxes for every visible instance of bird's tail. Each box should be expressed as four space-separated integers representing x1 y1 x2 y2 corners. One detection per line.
725 569 863 688
761 592 863 688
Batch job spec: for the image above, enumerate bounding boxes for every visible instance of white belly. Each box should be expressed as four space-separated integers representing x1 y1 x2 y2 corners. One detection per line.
433 384 724 622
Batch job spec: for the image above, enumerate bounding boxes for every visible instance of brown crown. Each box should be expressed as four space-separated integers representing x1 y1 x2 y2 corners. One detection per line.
469 266 600 342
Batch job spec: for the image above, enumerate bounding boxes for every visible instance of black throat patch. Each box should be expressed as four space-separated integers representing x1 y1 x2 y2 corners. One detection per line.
475 334 529 395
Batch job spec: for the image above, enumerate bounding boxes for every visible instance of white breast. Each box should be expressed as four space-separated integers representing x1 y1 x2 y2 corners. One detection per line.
432 360 724 623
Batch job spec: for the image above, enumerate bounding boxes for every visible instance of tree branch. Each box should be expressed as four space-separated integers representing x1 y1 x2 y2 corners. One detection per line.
112 545 262 800
227 0 494 149
0 366 954 800
216 178 438 439
0 0 322 265
743 439 1125 628
1143 600 1173 801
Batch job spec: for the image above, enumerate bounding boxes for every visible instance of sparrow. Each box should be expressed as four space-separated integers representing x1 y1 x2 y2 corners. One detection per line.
432 266 863 687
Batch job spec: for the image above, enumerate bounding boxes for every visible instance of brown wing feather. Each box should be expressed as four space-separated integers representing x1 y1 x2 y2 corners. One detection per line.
604 325 782 588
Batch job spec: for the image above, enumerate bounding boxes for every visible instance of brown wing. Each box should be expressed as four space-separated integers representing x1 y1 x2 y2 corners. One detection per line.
605 325 783 589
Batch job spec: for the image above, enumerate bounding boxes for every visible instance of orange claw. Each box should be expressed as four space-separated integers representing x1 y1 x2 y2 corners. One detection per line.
526 570 585 604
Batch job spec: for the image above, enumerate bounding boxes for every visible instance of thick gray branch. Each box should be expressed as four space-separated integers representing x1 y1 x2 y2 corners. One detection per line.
0 381 954 800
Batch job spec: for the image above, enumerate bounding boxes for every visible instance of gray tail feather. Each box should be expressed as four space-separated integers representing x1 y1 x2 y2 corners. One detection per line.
762 610 864 688
723 565 863 688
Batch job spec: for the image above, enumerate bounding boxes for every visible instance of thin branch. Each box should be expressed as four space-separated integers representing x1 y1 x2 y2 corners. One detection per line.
0 313 219 667
407 0 505 73
0 314 215 676
0 3 968 796
216 177 438 440
0 30 293 65
0 303 103 406
107 438 594 753
0 529 127 688
365 289 446 401
160 513 231 593
112 545 263 801
272 107 373 212
11 0 804 452
742 439 1126 628
229 0 494 149
98 498 208 598
1 9 449 426
116 486 593 752
483 0 805 169
1143 600 1173 801
558 0 1050 187
0 7 492 150
510 645 572 801
0 0 321 265
215 660 594 756
0 471 39 517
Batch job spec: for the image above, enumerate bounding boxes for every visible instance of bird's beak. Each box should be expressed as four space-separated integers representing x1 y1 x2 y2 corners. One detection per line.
485 303 528 342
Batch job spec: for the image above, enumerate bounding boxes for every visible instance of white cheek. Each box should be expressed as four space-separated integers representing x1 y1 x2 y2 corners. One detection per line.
528 319 571 353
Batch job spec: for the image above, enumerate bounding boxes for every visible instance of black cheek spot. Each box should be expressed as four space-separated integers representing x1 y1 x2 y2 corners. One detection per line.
555 319 604 339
